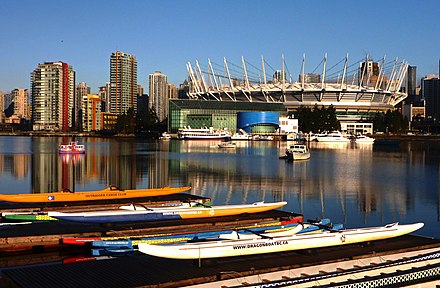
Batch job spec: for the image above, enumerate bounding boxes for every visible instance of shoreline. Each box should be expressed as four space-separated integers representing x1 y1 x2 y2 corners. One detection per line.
0 131 439 141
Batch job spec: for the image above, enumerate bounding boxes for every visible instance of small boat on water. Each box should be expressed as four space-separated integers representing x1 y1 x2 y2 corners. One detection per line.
0 186 191 204
48 201 287 223
138 222 423 259
283 144 310 160
58 141 86 154
351 134 375 143
218 141 236 148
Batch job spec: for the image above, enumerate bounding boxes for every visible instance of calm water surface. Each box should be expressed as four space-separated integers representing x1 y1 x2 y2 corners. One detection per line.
0 136 439 239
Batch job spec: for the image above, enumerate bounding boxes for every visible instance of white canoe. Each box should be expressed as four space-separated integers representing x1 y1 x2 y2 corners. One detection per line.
48 201 287 223
138 222 424 259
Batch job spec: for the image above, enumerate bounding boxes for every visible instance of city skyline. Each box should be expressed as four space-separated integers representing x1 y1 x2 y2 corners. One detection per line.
1 0 439 93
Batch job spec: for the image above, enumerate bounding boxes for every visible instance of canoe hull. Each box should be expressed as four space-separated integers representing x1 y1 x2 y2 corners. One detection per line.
48 202 287 223
0 186 191 204
62 218 303 246
138 223 424 259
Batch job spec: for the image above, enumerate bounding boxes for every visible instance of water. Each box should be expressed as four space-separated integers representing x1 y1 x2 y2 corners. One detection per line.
0 136 439 239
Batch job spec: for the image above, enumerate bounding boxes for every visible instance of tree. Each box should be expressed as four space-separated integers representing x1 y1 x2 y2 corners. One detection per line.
296 105 340 133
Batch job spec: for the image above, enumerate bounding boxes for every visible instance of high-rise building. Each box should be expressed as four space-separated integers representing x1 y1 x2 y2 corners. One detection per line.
298 73 321 83
110 51 137 114
273 70 286 83
149 71 168 122
12 89 29 119
0 91 4 123
421 74 440 122
407 66 417 96
31 62 75 131
178 80 190 99
167 83 178 100
98 83 111 112
82 94 101 131
359 60 380 87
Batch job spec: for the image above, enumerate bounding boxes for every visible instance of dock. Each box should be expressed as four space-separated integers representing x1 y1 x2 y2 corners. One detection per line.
1 196 439 287
0 234 439 288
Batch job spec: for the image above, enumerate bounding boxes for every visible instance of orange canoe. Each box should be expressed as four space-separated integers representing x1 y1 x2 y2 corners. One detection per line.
0 186 191 203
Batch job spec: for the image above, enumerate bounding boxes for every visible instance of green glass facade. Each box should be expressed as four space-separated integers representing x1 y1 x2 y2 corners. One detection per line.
168 100 286 133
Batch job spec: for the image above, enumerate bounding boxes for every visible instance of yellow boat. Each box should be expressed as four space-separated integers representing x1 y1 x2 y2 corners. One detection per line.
0 186 191 204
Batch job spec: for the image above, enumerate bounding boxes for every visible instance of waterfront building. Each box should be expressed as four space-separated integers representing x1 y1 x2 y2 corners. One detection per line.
149 71 168 122
340 122 373 134
279 116 299 134
168 99 285 133
0 91 4 123
12 89 29 120
178 80 190 99
82 94 102 132
421 74 440 123
98 83 110 112
168 83 178 100
101 112 118 131
137 84 143 97
75 82 91 130
109 51 137 114
407 66 417 103
31 62 75 131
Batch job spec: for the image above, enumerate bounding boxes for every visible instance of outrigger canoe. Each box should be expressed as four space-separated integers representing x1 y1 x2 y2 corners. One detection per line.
48 201 287 223
62 218 304 246
138 222 424 259
0 186 191 204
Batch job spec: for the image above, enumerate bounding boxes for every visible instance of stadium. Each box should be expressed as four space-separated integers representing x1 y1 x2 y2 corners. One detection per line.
169 54 408 134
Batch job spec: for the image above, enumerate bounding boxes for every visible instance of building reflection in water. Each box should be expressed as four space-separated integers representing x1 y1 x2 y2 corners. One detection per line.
0 137 438 236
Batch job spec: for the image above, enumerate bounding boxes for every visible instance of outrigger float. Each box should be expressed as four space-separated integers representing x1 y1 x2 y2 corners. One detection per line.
48 201 287 223
0 186 191 205
138 222 424 259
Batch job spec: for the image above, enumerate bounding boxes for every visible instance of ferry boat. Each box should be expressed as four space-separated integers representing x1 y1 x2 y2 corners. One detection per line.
315 131 350 142
58 141 86 154
177 126 230 140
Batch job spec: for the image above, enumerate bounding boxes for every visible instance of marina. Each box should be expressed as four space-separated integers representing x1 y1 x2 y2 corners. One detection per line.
0 136 439 287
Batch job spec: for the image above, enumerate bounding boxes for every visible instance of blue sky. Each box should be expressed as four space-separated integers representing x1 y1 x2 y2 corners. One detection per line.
0 0 439 93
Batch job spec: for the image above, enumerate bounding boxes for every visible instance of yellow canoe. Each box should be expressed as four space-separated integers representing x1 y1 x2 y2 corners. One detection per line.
0 186 191 203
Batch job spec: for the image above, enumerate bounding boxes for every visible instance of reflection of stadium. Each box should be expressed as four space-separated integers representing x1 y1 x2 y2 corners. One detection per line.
169 55 408 133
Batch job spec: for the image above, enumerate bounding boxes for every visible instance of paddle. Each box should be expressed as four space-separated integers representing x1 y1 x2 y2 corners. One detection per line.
239 228 273 239
301 219 339 233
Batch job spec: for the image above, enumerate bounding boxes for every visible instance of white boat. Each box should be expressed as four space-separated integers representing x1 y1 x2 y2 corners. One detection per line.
48 201 287 223
351 134 375 143
138 222 423 259
218 142 236 148
159 132 171 140
177 126 230 140
315 131 350 142
284 144 310 160
231 129 252 140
